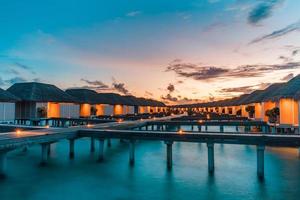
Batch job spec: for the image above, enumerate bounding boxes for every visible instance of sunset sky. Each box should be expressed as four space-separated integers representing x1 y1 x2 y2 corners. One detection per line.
0 0 300 104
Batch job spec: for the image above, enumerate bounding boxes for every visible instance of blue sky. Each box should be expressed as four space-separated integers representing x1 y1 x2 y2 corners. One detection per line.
0 0 300 104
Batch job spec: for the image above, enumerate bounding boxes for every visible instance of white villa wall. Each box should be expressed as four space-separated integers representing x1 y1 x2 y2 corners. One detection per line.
0 102 15 122
60 103 80 118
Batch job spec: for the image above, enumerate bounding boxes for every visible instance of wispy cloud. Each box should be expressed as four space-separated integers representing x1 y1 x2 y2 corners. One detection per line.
5 76 27 85
126 11 141 17
165 60 228 81
248 0 283 25
250 20 300 44
165 59 300 81
218 82 271 96
14 62 36 74
281 73 294 81
80 79 110 90
112 82 129 95
161 93 178 102
167 84 175 93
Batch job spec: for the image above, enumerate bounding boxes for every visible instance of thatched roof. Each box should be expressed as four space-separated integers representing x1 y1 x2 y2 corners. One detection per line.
169 75 300 108
264 75 300 101
0 88 20 102
122 95 142 106
98 93 129 105
66 89 165 106
8 82 77 103
66 89 107 104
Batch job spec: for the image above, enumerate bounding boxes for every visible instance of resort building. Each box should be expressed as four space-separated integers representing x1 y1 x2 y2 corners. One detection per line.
0 88 20 123
7 82 80 120
66 89 109 117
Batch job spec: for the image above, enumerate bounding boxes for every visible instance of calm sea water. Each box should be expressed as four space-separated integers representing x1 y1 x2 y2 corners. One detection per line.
1 136 300 200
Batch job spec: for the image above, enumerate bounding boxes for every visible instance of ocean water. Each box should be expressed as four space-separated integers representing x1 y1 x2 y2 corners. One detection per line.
0 137 300 200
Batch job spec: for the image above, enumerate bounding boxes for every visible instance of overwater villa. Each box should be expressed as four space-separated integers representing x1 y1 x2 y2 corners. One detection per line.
170 75 300 133
66 89 167 117
7 82 80 121
65 89 110 117
0 88 20 123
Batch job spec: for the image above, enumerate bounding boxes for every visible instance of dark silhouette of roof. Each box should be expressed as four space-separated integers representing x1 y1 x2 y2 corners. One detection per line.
0 88 20 102
7 82 77 103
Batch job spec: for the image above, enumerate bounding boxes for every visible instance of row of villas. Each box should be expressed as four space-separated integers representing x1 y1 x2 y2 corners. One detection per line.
171 75 300 132
0 82 166 123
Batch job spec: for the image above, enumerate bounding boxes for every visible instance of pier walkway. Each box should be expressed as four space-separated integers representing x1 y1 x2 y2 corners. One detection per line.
0 115 299 179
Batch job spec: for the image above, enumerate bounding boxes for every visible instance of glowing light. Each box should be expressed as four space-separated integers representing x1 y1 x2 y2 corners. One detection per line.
16 129 22 135
198 120 203 123
117 119 123 123
87 124 94 128
45 125 50 128
178 129 184 134
206 114 210 120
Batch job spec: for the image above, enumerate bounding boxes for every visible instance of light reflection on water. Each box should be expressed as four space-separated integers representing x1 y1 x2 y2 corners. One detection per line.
0 138 299 200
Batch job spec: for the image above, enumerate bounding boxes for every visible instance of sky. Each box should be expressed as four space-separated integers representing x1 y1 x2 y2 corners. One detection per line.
0 0 300 104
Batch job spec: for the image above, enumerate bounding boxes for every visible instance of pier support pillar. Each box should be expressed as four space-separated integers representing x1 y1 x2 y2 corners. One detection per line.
129 140 135 166
0 151 8 178
220 126 224 133
165 141 173 170
90 137 95 153
107 139 112 148
98 139 105 162
257 145 265 179
41 143 50 165
207 143 214 174
69 139 75 159
47 144 51 156
198 126 202 132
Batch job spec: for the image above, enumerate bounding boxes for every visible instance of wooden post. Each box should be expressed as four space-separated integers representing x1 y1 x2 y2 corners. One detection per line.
207 143 214 174
98 139 105 162
198 126 202 132
165 141 173 170
257 145 265 179
129 140 135 166
90 137 95 152
220 125 224 132
40 143 49 165
69 139 75 159
107 139 112 148
47 143 51 156
0 151 8 178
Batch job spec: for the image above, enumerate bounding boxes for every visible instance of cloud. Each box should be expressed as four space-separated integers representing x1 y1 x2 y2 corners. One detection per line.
112 82 129 95
292 50 300 56
161 94 178 102
250 20 300 44
219 85 256 94
6 69 20 75
248 0 283 25
33 78 42 82
165 59 300 81
165 60 229 81
126 11 141 17
218 82 272 96
167 84 175 93
281 73 294 81
80 79 110 90
5 76 27 85
0 77 5 86
144 91 153 97
14 62 36 74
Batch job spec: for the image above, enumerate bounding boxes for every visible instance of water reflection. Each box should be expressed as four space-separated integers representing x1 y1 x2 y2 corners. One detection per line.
0 139 300 200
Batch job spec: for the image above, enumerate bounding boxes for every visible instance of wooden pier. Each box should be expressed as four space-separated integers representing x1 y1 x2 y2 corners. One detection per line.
0 115 299 179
